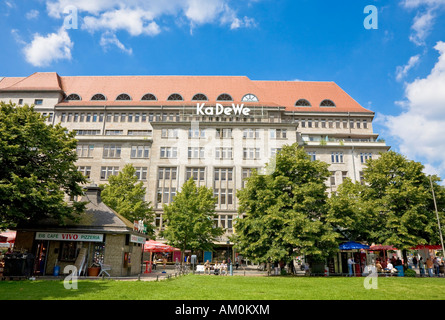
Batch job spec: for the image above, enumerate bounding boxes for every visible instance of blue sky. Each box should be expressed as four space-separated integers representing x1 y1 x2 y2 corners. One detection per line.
1 0 445 180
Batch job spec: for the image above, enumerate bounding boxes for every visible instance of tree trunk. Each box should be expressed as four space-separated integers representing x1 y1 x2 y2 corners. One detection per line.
402 249 408 271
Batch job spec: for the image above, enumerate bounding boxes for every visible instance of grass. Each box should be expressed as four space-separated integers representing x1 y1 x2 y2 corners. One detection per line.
0 275 444 300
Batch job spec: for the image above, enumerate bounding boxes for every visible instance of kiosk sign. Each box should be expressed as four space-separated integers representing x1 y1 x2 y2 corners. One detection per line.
35 232 103 242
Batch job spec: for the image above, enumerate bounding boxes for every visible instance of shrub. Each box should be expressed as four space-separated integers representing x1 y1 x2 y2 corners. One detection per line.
404 268 416 277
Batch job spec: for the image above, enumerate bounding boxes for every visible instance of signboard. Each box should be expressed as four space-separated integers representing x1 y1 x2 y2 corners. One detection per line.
130 234 146 244
35 232 103 242
134 220 147 234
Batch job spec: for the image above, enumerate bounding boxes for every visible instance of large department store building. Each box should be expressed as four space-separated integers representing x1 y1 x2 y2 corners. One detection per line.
0 72 390 261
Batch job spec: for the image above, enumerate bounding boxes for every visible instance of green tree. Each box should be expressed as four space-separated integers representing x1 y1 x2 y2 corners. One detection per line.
233 144 339 271
100 164 155 237
327 178 379 242
362 151 445 261
0 102 86 229
161 178 224 264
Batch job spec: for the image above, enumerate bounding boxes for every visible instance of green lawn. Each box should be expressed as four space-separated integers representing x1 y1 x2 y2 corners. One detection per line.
0 275 444 300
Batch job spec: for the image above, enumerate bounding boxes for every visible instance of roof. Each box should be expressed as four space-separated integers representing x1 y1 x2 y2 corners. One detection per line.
0 73 373 113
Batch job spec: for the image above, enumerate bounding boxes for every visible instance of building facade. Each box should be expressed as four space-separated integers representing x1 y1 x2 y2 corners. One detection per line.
0 72 390 261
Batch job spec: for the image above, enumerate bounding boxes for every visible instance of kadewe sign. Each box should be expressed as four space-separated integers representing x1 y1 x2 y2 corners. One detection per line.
35 232 104 242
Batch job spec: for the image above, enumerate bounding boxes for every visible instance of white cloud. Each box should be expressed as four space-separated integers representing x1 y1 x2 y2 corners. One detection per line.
383 41 445 181
396 54 421 81
26 9 39 19
23 27 73 67
100 32 133 55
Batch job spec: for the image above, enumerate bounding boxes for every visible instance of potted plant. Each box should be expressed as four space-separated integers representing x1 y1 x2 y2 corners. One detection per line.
88 262 101 277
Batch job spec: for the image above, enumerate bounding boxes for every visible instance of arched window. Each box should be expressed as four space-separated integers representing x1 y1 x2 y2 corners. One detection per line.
192 93 208 101
217 93 233 101
295 99 311 107
91 93 106 101
242 94 259 102
65 93 81 101
167 93 183 101
320 99 336 107
141 93 157 101
116 93 131 101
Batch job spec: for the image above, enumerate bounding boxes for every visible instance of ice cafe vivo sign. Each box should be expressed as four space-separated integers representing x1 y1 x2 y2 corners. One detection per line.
35 232 103 242
196 103 250 116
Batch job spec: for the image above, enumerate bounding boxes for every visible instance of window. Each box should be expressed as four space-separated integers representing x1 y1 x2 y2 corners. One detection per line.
192 93 208 101
91 93 106 101
100 166 119 180
243 128 260 139
360 153 372 163
160 147 178 158
214 168 233 181
77 166 91 178
331 152 344 163
103 144 122 158
66 93 81 101
127 113 133 122
167 93 183 101
269 129 287 139
215 148 233 160
116 93 131 101
74 130 100 136
188 147 205 159
216 93 233 101
242 94 259 102
161 129 179 138
363 120 368 129
141 93 157 101
134 167 148 180
215 128 232 139
320 99 335 107
128 130 152 136
307 151 316 161
342 171 348 183
61 113 66 122
131 146 150 158
330 172 336 186
271 148 282 157
18 99 23 105
188 128 205 138
60 242 77 262
295 99 311 107
76 144 94 158
186 168 205 181
34 99 43 105
157 168 177 206
105 130 123 135
243 148 260 160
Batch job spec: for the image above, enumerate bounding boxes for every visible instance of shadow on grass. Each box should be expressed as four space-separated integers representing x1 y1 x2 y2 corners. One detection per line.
0 279 113 300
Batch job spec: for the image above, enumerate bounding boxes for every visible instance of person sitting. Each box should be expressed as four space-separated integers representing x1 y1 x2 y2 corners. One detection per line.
384 261 393 273
214 261 220 275
204 260 211 275
221 260 228 276
376 261 383 273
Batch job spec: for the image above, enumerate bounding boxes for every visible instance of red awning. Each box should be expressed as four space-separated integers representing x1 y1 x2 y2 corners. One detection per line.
143 240 180 253
367 245 398 251
411 244 443 250
0 231 16 243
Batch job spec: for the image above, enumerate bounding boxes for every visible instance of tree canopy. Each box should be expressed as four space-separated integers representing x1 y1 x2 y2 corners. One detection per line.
233 143 339 266
100 164 155 237
161 178 224 262
0 102 86 229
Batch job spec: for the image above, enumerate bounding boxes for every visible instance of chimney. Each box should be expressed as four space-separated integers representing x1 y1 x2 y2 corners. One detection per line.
82 184 102 205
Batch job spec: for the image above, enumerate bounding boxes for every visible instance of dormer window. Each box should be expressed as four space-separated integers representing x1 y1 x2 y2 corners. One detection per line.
141 93 157 101
217 94 233 101
167 93 183 101
320 99 335 107
242 94 259 102
116 93 131 101
295 99 311 107
192 93 208 101
91 93 106 101
65 93 81 101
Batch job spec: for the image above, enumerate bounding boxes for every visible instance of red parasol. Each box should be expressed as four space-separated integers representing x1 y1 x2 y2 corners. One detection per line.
367 245 398 251
411 244 443 250
143 240 179 253
0 231 16 244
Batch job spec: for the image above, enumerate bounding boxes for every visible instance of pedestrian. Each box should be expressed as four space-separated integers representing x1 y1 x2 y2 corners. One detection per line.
347 257 355 277
163 257 167 269
235 256 239 270
152 256 157 270
412 256 418 269
419 257 425 276
426 258 434 277
433 257 440 276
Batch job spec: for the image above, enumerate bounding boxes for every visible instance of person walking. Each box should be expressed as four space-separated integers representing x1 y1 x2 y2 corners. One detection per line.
433 257 440 277
426 258 434 277
412 256 418 269
347 257 355 277
419 257 425 276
